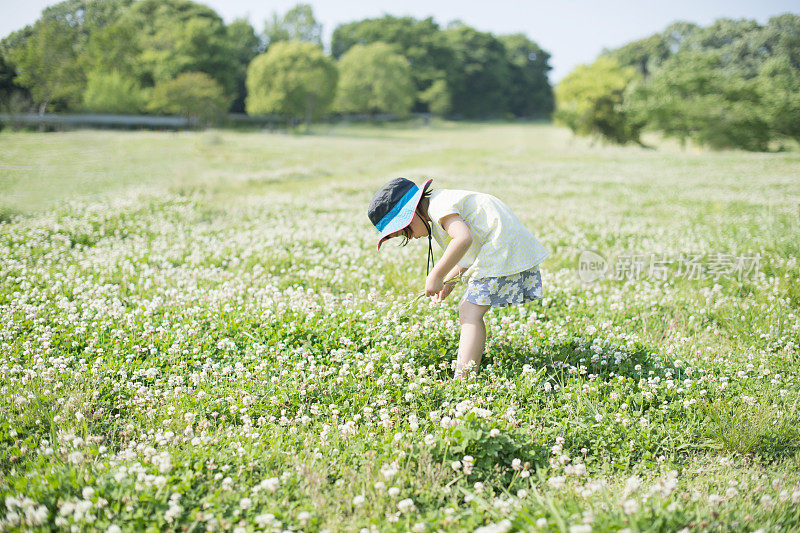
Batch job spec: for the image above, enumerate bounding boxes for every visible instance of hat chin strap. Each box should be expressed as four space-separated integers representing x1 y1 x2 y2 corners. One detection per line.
416 207 434 276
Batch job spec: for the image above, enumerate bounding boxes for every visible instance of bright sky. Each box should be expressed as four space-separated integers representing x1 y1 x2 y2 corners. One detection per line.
1 0 796 82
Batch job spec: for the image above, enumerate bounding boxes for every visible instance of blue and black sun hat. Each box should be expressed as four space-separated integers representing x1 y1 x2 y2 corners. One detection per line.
368 177 435 274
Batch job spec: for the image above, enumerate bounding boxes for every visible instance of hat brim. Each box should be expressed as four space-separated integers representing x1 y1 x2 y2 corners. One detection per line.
376 178 433 250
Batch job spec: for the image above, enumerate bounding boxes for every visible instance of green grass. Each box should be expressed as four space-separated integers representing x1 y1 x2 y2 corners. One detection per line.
1 121 799 531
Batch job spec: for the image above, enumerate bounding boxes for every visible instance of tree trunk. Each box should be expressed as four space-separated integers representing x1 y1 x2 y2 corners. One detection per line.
38 98 49 132
305 98 312 133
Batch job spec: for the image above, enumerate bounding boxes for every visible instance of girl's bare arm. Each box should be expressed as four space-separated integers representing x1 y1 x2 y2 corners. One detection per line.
425 214 472 296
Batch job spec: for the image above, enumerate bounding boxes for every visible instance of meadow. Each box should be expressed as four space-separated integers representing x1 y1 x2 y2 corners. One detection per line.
1 122 799 532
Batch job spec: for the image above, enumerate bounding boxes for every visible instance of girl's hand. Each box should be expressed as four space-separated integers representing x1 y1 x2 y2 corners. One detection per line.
432 283 454 304
425 273 444 297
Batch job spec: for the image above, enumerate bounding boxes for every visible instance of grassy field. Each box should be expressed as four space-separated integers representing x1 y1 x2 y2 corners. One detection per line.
1 122 800 532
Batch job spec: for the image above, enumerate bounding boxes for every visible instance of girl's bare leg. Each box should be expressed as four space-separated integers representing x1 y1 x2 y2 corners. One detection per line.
455 300 491 379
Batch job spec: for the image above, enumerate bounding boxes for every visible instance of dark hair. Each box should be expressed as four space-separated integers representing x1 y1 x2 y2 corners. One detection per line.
396 188 432 247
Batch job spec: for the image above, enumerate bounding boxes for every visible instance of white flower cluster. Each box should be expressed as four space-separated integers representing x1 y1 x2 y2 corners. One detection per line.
3 496 49 528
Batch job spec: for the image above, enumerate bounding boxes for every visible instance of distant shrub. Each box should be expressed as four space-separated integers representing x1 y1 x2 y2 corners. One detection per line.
146 72 231 124
625 51 771 151
82 70 148 114
554 56 643 144
245 41 337 129
334 42 414 118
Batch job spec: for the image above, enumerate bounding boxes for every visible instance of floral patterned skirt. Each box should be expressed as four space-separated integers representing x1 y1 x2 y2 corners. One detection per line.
461 266 543 307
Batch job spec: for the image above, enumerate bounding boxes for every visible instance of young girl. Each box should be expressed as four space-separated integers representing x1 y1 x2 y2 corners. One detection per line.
368 177 549 377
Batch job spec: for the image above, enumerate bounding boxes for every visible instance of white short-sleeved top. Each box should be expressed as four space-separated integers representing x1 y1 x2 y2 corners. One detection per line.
426 189 549 280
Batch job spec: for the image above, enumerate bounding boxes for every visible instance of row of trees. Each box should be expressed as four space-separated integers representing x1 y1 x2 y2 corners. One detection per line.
554 15 800 151
0 0 555 123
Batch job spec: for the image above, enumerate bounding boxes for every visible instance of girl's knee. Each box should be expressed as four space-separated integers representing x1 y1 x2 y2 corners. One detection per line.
459 300 490 326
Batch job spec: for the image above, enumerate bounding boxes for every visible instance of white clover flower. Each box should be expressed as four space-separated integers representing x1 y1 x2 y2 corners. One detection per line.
517 489 528 498
451 460 462 471
388 487 400 498
490 428 500 438
374 481 386 492
239 497 252 510
475 519 512 533
622 499 639 515
381 464 398 480
397 498 415 513
511 458 522 471
352 495 365 507
547 476 566 489
82 487 95 500
624 475 642 494
68 451 83 464
255 513 275 527
260 477 279 492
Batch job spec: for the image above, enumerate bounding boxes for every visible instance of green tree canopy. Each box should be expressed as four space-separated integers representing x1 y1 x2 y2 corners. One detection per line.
263 4 322 48
331 16 454 112
121 0 239 101
0 53 21 98
579 14 800 150
603 34 671 79
146 71 230 123
443 26 511 118
760 14 800 70
39 0 134 40
334 42 414 117
82 70 147 113
226 18 261 112
2 0 257 114
499 33 554 117
757 55 800 144
419 79 451 116
245 41 337 128
79 18 140 80
4 0 135 113
684 18 771 78
555 56 642 144
625 51 770 150
7 18 83 113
